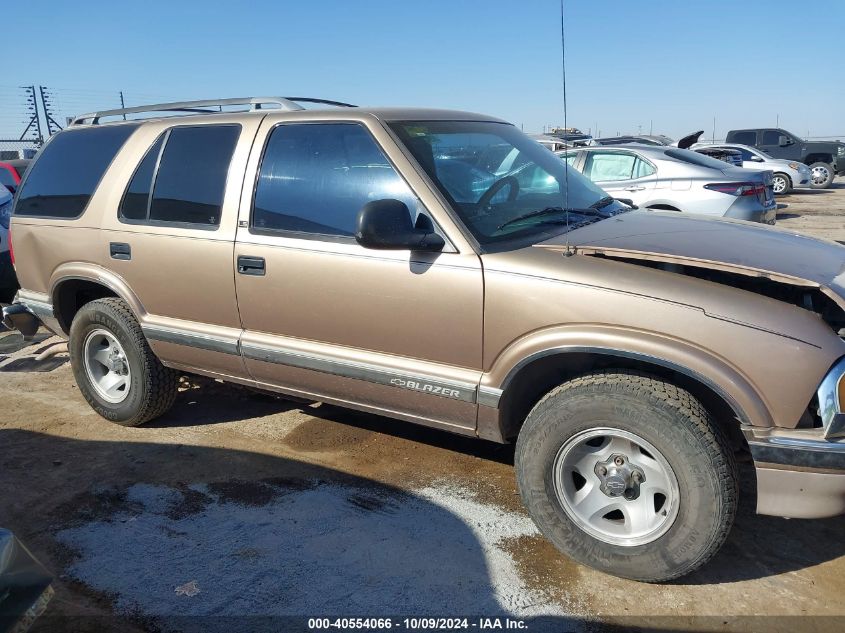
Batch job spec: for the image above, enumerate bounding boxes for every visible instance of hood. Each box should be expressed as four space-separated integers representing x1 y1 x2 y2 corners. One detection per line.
537 212 845 310
676 130 704 149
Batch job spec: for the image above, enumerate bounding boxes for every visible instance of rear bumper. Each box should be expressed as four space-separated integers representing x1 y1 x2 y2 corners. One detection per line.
724 204 777 224
745 426 845 518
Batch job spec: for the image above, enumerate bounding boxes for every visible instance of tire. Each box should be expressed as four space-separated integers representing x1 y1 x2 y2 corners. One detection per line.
809 162 834 189
69 297 178 426
772 172 792 195
514 370 737 582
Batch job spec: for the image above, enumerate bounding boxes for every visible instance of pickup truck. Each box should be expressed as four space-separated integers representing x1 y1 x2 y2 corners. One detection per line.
725 128 845 189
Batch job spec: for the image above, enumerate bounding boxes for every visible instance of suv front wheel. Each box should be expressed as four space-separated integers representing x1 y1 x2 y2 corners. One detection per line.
69 298 178 426
515 370 737 582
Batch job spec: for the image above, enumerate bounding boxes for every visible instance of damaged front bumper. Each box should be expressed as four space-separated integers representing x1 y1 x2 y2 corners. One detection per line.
744 357 845 519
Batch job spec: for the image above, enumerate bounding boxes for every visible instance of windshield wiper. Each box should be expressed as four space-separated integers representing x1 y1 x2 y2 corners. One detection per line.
590 196 616 210
497 206 606 231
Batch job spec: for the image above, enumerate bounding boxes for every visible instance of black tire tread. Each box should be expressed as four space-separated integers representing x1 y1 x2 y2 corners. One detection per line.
517 369 738 582
70 297 177 426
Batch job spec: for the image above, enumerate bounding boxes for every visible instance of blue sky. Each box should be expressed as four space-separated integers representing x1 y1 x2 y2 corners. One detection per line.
3 0 844 140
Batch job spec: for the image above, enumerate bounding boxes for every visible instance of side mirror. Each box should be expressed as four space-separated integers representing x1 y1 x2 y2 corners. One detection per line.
750 155 765 162
355 199 445 252
778 135 794 147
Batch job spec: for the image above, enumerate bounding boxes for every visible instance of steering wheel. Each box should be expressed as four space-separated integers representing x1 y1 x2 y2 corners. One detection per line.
477 175 520 209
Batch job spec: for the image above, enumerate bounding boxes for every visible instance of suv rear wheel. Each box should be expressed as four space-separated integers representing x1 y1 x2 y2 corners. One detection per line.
69 298 178 426
809 162 834 189
514 370 737 582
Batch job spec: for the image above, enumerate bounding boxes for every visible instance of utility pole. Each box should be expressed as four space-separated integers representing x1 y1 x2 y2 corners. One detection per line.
18 86 43 144
776 113 779 127
39 86 63 136
712 116 716 143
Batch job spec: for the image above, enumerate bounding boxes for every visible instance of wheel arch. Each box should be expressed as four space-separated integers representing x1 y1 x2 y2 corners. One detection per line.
804 153 833 165
487 341 766 449
50 264 147 334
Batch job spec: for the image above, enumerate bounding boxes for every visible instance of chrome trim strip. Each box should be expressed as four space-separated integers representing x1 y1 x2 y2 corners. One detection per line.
477 386 504 408
142 325 240 356
241 343 478 403
817 356 845 438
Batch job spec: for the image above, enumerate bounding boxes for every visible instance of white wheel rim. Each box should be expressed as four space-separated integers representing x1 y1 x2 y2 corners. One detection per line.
812 165 830 185
83 329 131 404
773 176 787 194
553 427 680 546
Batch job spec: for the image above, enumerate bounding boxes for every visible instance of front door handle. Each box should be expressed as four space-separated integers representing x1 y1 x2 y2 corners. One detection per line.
110 242 131 260
237 255 265 276
624 186 646 192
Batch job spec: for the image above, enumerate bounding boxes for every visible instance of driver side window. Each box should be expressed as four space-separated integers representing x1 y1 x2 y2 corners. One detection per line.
252 123 422 239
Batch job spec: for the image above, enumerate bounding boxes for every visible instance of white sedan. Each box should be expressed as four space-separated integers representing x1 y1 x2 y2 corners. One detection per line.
691 143 811 194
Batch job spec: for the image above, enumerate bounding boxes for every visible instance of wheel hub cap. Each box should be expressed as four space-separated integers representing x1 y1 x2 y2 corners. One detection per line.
553 428 680 546
595 454 645 499
83 329 131 404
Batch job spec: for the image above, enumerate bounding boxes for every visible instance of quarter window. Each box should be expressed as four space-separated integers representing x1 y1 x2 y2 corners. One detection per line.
16 125 138 218
252 123 419 238
119 136 163 221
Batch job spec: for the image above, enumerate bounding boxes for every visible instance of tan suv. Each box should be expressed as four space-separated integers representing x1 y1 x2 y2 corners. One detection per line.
4 97 845 582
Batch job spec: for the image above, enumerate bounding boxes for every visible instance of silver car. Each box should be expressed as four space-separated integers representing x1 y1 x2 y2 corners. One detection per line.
558 145 777 223
692 143 812 195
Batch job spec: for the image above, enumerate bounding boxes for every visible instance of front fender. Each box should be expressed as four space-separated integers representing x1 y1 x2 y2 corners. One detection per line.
480 324 773 428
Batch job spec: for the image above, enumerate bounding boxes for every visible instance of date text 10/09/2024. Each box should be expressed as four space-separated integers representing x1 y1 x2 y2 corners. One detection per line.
307 617 533 630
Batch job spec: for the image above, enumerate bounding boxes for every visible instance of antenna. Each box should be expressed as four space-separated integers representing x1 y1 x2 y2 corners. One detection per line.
560 0 573 256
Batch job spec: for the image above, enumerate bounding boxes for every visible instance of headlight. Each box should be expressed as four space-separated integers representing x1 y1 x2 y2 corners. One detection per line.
818 357 845 438
0 198 12 230
788 162 799 169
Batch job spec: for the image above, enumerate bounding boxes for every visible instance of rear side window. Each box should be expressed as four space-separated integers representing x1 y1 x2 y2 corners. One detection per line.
15 125 138 218
119 125 239 227
731 131 756 145
583 152 640 181
252 123 418 238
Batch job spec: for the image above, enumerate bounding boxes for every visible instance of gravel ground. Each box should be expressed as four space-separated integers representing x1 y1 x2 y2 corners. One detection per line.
2 184 845 633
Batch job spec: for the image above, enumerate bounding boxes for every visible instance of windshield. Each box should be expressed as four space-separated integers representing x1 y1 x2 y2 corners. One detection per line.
389 120 627 246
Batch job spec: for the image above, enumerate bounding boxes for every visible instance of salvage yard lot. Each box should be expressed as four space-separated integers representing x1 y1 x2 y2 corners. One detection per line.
2 185 845 633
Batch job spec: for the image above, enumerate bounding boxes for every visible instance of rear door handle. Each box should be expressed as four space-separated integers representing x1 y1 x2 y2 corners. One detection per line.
109 242 131 260
237 255 265 276
624 186 646 192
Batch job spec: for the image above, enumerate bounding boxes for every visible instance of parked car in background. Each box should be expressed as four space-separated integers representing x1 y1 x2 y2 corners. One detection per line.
593 132 743 167
529 134 570 152
693 143 811 194
559 145 776 223
725 128 845 189
0 160 30 194
0 186 17 298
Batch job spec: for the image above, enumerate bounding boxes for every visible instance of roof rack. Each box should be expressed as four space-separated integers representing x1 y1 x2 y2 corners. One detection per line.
70 96 357 126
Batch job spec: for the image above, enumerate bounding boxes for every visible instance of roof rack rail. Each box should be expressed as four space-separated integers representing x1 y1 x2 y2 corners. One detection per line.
70 96 357 126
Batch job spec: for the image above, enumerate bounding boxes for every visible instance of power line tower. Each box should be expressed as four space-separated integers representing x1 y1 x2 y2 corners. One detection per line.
39 86 63 136
17 86 43 144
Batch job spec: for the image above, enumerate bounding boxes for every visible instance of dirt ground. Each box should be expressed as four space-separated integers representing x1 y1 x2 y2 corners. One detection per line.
2 185 845 633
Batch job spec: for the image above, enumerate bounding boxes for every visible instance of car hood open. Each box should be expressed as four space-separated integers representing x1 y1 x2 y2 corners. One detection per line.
536 212 845 310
